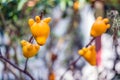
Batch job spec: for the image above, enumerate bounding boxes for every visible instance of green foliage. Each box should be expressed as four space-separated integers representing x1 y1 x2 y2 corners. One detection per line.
105 0 120 12
59 0 73 11
0 0 20 20
17 0 27 11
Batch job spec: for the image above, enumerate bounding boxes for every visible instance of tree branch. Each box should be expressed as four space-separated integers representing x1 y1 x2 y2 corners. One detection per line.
60 37 95 80
0 49 34 80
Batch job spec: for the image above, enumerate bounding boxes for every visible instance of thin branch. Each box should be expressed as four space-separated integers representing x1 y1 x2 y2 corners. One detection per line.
29 36 34 43
60 67 70 80
24 58 29 71
60 56 81 80
60 37 95 80
39 11 44 19
0 57 19 80
0 54 34 80
7 67 19 80
0 48 2 55
85 37 96 47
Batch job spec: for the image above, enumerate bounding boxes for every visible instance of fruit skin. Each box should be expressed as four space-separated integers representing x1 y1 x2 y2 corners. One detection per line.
90 16 110 37
73 1 80 11
48 71 55 80
78 45 96 66
28 16 51 46
21 40 40 58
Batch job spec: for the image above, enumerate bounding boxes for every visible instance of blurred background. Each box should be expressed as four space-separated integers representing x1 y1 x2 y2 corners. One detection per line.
0 0 120 80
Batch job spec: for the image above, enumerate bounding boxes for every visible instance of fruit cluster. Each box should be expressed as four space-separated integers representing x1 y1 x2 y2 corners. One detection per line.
21 16 51 58
78 16 110 66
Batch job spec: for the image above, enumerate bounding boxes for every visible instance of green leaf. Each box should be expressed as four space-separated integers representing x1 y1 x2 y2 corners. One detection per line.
60 0 66 11
17 0 27 11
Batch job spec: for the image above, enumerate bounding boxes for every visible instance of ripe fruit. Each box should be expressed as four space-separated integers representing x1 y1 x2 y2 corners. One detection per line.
48 71 55 80
90 16 110 37
73 1 80 11
28 16 51 46
78 45 96 66
21 40 40 58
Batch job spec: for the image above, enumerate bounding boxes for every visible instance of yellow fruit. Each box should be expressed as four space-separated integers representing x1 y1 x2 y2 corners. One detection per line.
78 45 96 66
90 16 110 37
21 40 40 58
73 1 80 11
28 16 51 46
48 71 55 80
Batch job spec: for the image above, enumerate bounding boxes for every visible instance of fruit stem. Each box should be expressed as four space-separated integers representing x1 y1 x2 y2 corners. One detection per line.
24 58 29 71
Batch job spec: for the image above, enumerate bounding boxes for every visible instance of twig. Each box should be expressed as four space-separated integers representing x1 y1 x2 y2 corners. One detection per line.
29 36 34 43
60 37 95 80
60 67 70 80
0 55 34 80
0 57 19 80
7 67 19 80
85 37 96 47
60 57 81 80
39 11 44 19
24 58 29 71
0 48 2 55
0 49 34 80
